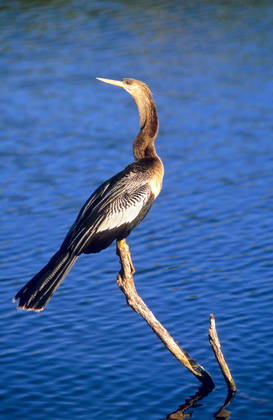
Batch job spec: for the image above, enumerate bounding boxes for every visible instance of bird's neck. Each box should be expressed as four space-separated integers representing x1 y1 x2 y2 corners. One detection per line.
133 92 159 160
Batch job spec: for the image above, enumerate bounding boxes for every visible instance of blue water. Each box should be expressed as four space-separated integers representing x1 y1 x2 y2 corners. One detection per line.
1 1 273 418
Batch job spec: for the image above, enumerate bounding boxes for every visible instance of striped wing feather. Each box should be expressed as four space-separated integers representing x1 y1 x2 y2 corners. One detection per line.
62 166 153 255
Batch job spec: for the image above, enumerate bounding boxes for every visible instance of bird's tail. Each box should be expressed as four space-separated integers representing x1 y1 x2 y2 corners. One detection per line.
13 250 78 312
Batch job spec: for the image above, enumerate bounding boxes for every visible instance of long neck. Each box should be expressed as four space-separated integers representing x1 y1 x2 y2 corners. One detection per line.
133 89 159 160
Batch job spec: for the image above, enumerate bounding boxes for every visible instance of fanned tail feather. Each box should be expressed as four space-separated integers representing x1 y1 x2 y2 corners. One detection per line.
13 250 78 311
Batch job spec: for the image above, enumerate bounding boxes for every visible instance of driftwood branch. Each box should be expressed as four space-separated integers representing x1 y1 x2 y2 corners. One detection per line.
208 314 237 393
116 241 214 389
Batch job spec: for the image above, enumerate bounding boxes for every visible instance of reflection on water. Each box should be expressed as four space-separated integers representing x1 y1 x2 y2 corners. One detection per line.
1 1 273 419
163 386 235 419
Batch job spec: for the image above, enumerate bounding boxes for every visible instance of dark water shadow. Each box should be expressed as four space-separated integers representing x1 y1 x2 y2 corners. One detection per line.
162 386 236 419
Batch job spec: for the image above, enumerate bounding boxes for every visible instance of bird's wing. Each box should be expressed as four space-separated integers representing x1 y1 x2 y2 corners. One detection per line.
63 168 153 254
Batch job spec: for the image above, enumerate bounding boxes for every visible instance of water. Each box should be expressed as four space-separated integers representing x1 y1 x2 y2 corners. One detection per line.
1 1 273 418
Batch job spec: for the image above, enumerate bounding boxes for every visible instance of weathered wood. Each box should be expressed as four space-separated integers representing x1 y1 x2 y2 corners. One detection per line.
116 241 214 389
208 314 236 393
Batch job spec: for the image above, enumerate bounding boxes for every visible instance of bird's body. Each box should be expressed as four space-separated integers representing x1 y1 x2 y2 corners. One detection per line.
13 78 163 311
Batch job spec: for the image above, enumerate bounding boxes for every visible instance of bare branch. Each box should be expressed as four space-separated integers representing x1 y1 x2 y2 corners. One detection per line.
208 314 236 393
116 241 214 389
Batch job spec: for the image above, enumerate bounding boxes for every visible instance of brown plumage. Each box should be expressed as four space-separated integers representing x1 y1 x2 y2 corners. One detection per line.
13 78 164 311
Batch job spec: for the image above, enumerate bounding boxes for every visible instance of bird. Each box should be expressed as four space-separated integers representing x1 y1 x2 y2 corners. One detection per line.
13 78 164 312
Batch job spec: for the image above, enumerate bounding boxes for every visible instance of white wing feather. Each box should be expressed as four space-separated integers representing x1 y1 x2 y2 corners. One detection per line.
96 198 145 232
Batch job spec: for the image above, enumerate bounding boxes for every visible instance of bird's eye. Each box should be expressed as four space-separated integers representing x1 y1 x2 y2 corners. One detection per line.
123 79 131 85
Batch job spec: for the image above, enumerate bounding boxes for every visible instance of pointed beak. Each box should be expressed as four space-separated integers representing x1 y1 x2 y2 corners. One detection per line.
96 77 125 89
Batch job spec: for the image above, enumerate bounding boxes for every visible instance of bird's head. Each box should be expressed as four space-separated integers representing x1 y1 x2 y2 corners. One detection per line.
96 77 150 100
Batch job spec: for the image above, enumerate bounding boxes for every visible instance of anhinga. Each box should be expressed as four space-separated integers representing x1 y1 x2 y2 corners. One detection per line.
13 78 164 311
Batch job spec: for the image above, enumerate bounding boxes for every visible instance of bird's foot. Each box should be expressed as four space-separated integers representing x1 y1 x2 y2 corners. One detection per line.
116 239 136 274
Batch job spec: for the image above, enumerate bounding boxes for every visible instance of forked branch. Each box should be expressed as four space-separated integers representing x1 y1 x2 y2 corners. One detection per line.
116 241 214 389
